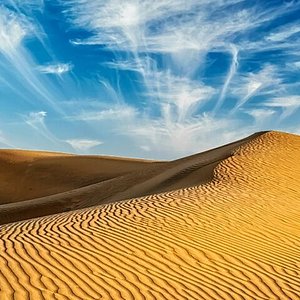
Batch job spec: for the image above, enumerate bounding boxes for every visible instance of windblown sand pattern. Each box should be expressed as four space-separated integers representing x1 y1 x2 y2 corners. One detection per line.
0 131 300 299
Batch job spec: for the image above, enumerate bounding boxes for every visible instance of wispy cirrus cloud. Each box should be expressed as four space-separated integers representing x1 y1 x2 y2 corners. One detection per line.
293 61 300 69
264 96 300 120
123 112 246 159
231 65 282 113
2 0 44 11
62 0 293 53
24 111 60 144
144 71 215 122
70 101 244 159
0 5 67 113
37 63 73 75
245 108 276 121
25 111 47 125
214 44 239 112
23 111 103 153
58 0 300 157
0 6 29 55
69 105 137 122
266 24 300 42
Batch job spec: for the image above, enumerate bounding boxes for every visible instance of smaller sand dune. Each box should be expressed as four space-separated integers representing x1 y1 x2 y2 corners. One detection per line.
0 133 264 224
0 149 155 205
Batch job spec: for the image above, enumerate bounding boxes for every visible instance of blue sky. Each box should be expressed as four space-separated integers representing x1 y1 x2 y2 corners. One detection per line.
0 0 300 159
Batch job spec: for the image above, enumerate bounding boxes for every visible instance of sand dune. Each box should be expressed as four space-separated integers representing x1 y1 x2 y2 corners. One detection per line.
0 131 300 299
0 132 263 224
0 149 155 205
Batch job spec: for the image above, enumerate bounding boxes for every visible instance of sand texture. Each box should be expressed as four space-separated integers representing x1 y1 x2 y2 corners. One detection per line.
0 131 300 299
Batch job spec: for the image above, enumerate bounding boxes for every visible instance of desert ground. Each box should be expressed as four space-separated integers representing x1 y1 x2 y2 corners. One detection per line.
0 131 300 299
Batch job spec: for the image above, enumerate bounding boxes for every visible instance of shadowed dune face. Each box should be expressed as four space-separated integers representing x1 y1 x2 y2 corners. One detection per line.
0 132 264 224
0 131 300 299
0 150 155 205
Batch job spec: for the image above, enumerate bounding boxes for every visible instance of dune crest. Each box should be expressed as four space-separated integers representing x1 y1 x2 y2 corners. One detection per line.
0 131 300 299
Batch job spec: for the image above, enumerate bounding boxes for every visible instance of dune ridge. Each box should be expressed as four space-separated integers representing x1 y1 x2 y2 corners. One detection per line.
0 132 264 224
0 131 300 299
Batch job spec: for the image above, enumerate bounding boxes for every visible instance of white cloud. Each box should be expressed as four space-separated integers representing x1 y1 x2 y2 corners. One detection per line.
65 0 200 50
145 70 215 122
0 7 64 111
214 44 239 112
231 65 281 112
70 105 137 122
62 0 286 55
124 112 247 159
25 111 47 126
140 145 150 152
287 61 300 70
265 96 300 108
24 112 104 151
0 6 29 55
264 96 300 119
24 111 61 145
37 63 73 75
104 59 145 72
245 108 276 121
266 25 300 42
62 0 291 88
2 0 44 10
66 139 103 151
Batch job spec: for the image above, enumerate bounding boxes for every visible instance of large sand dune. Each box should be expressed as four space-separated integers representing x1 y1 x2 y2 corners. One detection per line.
0 133 263 224
1 131 300 299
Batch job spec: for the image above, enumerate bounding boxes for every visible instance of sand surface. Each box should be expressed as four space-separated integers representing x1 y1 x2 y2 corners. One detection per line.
0 131 300 299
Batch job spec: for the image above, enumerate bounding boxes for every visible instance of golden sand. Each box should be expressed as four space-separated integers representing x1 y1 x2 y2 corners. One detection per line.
0 131 300 299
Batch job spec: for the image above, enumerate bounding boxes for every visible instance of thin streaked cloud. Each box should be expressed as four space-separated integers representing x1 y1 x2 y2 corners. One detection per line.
37 63 73 75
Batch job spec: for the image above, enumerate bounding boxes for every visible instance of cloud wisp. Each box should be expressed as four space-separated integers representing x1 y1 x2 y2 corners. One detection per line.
0 6 28 56
0 6 66 113
231 65 282 113
24 111 61 145
37 63 73 76
66 139 103 152
214 44 239 113
264 96 300 120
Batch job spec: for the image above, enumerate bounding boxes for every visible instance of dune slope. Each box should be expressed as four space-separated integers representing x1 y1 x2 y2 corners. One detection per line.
0 131 300 299
0 132 263 224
